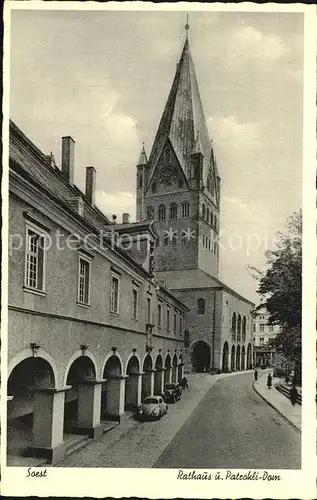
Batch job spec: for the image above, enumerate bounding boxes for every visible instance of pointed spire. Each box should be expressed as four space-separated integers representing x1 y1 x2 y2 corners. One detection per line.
137 142 148 166
146 25 219 190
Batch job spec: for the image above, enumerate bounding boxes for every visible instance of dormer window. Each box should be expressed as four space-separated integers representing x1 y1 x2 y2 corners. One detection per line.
178 178 184 188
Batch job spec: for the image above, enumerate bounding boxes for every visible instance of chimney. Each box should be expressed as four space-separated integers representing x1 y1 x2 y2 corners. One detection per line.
85 166 96 207
122 213 130 224
61 136 75 185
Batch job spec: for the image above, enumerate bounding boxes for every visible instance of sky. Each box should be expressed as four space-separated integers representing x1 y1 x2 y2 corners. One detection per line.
9 9 304 304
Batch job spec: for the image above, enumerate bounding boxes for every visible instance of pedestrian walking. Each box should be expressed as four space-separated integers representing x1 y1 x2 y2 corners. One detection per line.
267 373 272 389
254 369 258 381
290 385 298 406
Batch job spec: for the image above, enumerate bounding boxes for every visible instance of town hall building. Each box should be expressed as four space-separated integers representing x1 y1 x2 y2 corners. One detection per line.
136 26 254 374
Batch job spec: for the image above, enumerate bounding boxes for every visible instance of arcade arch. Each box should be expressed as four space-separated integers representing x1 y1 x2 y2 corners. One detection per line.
101 355 123 421
222 342 229 372
125 355 140 410
241 345 246 370
231 345 236 371
236 345 241 371
192 341 210 373
172 354 178 383
142 354 153 401
164 354 172 386
64 355 97 434
154 354 164 395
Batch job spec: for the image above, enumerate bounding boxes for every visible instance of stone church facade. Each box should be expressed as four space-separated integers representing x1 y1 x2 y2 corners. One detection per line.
136 32 254 373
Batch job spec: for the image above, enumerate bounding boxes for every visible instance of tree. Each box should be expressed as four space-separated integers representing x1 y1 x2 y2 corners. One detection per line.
249 210 302 369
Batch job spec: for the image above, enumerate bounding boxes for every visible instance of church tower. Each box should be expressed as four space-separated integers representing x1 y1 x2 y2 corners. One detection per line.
136 24 220 279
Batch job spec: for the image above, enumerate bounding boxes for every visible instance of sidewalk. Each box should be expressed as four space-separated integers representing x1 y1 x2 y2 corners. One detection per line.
58 370 248 468
253 371 301 431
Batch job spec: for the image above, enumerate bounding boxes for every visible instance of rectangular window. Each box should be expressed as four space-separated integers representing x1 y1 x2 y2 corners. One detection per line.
260 324 265 333
174 311 177 334
158 303 162 328
180 315 183 335
25 229 45 291
78 257 90 305
260 337 264 346
253 323 256 332
167 308 170 331
111 275 120 313
147 297 151 324
132 288 138 319
269 325 273 332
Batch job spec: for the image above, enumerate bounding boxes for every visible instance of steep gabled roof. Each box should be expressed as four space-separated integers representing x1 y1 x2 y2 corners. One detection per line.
147 36 218 188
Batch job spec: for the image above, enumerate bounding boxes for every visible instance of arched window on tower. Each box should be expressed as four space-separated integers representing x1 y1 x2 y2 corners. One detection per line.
181 231 187 245
214 215 217 231
152 182 157 194
202 204 206 219
210 212 213 227
138 175 143 188
158 204 166 221
172 233 177 246
197 298 205 315
182 202 190 218
206 207 210 224
170 203 177 219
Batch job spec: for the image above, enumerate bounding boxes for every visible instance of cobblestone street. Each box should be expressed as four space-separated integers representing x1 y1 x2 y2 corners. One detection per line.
58 372 232 467
58 371 300 468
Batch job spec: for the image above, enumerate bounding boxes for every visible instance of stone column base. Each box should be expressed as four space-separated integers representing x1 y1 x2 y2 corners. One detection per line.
103 413 123 423
66 423 103 440
25 441 67 466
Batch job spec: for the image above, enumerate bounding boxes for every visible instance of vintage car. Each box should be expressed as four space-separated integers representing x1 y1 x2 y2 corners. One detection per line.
140 395 168 420
163 383 182 403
